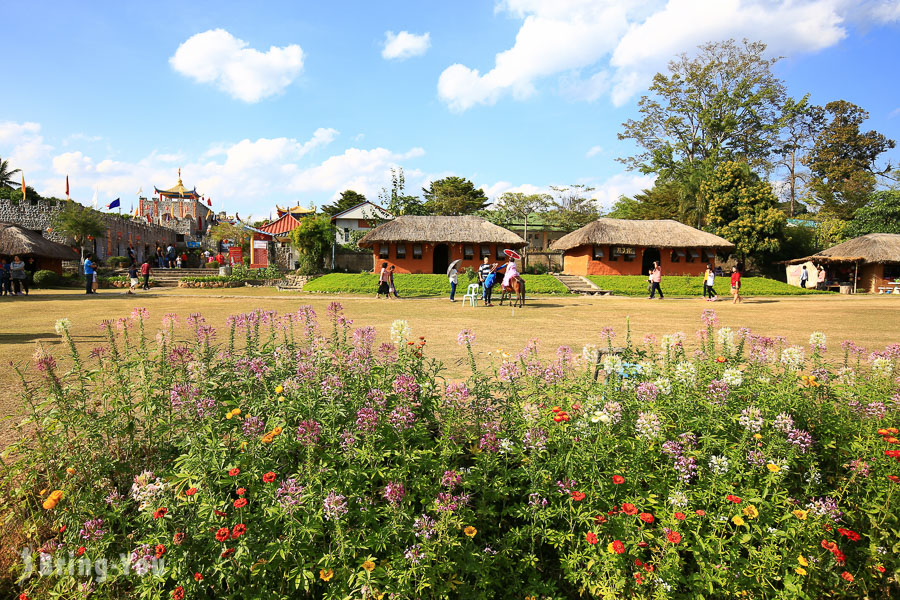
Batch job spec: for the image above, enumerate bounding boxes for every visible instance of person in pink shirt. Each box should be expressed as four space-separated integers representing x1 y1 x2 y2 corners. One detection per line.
648 261 664 299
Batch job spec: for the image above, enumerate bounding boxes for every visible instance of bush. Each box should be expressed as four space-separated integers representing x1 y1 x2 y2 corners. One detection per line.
107 256 130 268
303 273 570 296
586 275 831 297
31 270 59 288
4 310 898 599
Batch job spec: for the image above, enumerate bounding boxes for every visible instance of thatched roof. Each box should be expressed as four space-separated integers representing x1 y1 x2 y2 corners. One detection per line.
358 216 526 248
549 218 734 252
785 233 900 265
0 222 78 260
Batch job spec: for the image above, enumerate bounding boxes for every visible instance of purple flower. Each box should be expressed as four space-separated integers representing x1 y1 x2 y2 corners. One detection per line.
747 449 766 467
772 413 794 433
700 309 718 328
392 374 420 400
356 406 379 433
323 490 348 520
414 515 436 539
444 383 470 407
340 429 356 451
787 429 814 453
296 420 322 446
170 383 199 409
80 518 106 541
276 478 304 513
441 470 462 489
241 415 265 437
389 405 416 430
457 329 475 345
435 492 470 513
383 481 406 505
636 382 659 403
523 428 547 451
806 496 842 522
404 544 424 565
498 361 521 382
705 380 729 404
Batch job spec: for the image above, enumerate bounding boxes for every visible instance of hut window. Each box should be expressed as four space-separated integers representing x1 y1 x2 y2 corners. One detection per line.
396 244 407 259
686 249 700 263
592 245 604 260
412 244 423 259
884 264 900 280
701 249 713 263
480 245 491 259
464 245 474 260
379 245 389 259
343 228 350 243
612 246 635 262
623 248 636 262
671 249 685 263
496 246 506 260
608 245 617 261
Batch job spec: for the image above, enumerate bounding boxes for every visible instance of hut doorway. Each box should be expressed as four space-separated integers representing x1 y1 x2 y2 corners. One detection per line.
433 244 450 274
642 247 660 275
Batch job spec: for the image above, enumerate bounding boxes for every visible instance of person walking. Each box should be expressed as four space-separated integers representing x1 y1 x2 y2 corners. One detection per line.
9 255 27 296
800 265 809 288
448 264 458 302
0 258 11 296
388 265 399 299
127 245 137 266
127 263 139 294
83 253 96 295
730 265 742 304
376 262 390 298
703 264 718 301
817 265 826 290
140 259 152 290
648 261 664 299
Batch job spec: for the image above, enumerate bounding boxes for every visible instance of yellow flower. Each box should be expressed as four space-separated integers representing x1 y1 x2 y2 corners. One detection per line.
239 441 247 452
798 555 809 567
792 509 809 520
272 427 283 435
278 396 285 402
742 505 759 519
232 408 241 416
275 385 284 394
766 463 780 473
49 490 64 501
732 516 745 526
795 567 807 576
39 488 47 496
319 568 334 581
464 526 477 538
225 412 233 420
753 433 762 440
362 560 375 573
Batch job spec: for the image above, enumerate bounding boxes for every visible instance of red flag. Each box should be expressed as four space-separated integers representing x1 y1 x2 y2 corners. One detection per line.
65 175 70 198
22 173 26 202
207 197 212 207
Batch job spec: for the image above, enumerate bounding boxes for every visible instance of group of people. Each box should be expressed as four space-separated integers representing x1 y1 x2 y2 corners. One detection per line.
799 264 828 290
376 263 400 299
154 244 189 269
449 256 519 305
648 261 743 304
81 252 153 295
0 256 36 296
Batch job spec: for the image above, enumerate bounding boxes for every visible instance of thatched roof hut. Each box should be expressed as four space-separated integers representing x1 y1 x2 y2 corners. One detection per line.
550 218 734 252
0 222 77 260
358 215 526 248
785 233 900 265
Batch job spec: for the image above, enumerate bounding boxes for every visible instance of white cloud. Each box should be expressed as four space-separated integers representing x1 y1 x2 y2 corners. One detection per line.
591 172 657 210
289 147 426 199
0 121 52 174
889 107 900 118
382 31 431 60
586 145 604 158
170 29 304 102
438 0 888 111
52 151 93 176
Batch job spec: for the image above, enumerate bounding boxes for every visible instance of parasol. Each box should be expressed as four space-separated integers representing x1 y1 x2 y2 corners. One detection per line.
504 249 521 260
447 259 462 275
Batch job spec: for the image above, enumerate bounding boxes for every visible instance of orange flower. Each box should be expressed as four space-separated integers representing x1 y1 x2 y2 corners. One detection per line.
263 472 276 483
621 503 638 516
585 532 598 545
841 571 854 583
362 560 376 572
233 498 247 508
612 475 625 484
639 512 654 524
571 491 586 502
320 568 334 581
155 544 166 558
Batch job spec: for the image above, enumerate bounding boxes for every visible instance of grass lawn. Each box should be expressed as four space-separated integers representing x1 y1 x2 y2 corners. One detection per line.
586 274 828 297
304 273 570 296
2 287 899 446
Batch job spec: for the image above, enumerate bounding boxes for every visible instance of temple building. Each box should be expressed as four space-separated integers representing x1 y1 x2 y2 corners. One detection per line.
137 170 215 240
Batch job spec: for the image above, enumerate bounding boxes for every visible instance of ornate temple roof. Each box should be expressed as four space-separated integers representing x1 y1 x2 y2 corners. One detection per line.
155 170 200 199
276 204 315 218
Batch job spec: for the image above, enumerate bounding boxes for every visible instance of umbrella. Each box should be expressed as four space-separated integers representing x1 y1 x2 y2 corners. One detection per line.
447 259 462 275
504 249 521 260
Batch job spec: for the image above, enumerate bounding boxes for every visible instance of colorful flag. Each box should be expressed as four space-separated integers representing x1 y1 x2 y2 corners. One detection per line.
137 186 143 196
66 175 69 199
92 186 98 209
134 202 140 218
106 198 121 210
21 173 26 201
207 197 212 207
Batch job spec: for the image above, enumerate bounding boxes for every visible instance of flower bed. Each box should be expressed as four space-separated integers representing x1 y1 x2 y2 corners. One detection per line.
4 310 899 599
177 278 245 289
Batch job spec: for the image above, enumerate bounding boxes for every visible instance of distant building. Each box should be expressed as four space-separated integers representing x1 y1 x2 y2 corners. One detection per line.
137 171 214 240
331 201 392 244
550 218 734 276
786 233 900 293
276 204 315 219
358 215 526 274
503 213 567 251
247 212 309 269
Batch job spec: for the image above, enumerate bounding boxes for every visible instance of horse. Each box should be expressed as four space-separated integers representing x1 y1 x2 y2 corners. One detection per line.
499 276 525 308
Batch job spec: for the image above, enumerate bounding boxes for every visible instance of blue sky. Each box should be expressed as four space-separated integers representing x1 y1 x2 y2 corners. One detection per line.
2 0 899 219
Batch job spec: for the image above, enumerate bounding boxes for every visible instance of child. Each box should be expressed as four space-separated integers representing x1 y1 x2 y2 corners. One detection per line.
128 263 139 294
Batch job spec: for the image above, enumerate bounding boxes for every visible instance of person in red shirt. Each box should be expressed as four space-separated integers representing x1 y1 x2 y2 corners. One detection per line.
730 265 742 304
140 259 152 290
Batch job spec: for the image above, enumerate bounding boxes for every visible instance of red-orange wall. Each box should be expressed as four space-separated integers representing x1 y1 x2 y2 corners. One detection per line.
370 242 512 274
562 245 712 277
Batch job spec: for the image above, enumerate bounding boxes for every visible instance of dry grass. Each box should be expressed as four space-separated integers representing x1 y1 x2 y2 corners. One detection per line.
3 287 900 446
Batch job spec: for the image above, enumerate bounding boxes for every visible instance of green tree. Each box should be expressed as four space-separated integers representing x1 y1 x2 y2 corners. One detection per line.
422 176 488 215
51 202 106 261
209 222 251 255
813 213 849 249
321 190 367 216
494 192 551 267
0 156 22 189
704 161 785 258
806 100 895 218
605 182 681 220
773 96 824 216
379 168 425 216
544 185 599 232
289 215 335 273
847 191 900 237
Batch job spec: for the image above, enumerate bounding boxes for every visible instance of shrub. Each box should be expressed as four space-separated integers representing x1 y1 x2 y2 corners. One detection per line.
31 270 59 288
107 256 130 268
4 310 898 599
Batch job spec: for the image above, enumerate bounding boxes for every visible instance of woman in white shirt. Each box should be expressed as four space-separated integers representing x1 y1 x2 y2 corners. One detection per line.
703 264 718 301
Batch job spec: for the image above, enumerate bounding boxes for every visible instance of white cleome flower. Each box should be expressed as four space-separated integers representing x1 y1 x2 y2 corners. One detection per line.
54 318 71 336
389 319 411 345
780 346 805 370
722 367 743 387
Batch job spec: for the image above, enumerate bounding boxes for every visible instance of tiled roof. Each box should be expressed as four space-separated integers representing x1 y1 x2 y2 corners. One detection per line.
259 213 301 236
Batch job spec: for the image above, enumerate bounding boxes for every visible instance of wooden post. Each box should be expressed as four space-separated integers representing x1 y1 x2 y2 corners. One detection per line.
853 261 858 294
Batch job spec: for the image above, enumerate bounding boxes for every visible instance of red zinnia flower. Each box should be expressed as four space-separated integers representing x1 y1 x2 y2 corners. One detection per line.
221 548 236 558
639 512 654 524
154 544 165 558
726 494 741 504
612 475 625 484
594 514 607 524
666 530 682 544
59 525 66 533
611 540 625 554
553 415 563 422
837 528 861 542
232 523 247 538
634 572 644 584
841 571 854 583
571 491 586 501
77 546 85 556
821 539 838 552
153 507 168 519
889 475 900 482
215 527 230 542
172 587 185 600
585 531 598 545
236 487 246 496
185 487 197 496
877 565 886 573
695 509 706 516
214 509 227 517
634 559 643 566
716 356 726 363
644 563 655 572
262 471 276 483
233 498 248 508
173 532 185 545
228 468 240 476
621 503 638 515
551 406 561 413
833 549 846 565
194 572 204 581
674 512 686 520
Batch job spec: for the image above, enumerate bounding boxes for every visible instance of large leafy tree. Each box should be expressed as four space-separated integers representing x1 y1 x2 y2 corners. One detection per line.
422 176 488 215
0 156 22 189
320 190 367 216
847 191 900 237
51 202 106 260
806 100 895 219
704 161 785 258
379 168 425 216
289 215 335 272
209 222 251 255
772 96 824 216
606 183 682 221
544 185 600 232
